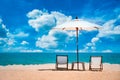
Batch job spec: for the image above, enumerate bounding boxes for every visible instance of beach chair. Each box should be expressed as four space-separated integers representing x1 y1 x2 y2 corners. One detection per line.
56 55 68 70
89 56 103 71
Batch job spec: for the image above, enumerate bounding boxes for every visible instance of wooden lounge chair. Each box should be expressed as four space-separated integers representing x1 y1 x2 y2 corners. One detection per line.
56 55 68 70
89 56 103 71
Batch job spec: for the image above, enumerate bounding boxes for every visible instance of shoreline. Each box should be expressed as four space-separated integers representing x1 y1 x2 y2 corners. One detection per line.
0 63 120 71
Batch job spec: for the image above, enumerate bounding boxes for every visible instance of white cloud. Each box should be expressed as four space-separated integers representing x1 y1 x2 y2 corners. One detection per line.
27 9 72 49
20 49 43 52
91 37 99 43
0 22 9 37
27 9 72 32
28 14 56 31
27 9 56 32
84 37 100 52
27 9 43 19
51 11 72 25
102 50 112 53
0 21 8 31
0 38 7 47
55 49 75 53
10 32 29 38
83 16 120 52
21 41 29 45
36 29 72 49
95 17 120 41
29 9 102 50
0 18 16 47
27 9 120 52
29 10 92 50
91 46 96 51
7 38 16 46
97 19 120 38
36 35 57 49
86 43 92 46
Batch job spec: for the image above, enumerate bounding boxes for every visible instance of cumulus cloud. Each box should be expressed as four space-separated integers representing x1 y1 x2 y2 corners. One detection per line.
55 49 75 53
21 41 29 45
20 49 43 52
27 9 120 52
0 38 7 46
84 15 120 52
102 49 112 53
27 9 73 49
7 38 16 46
27 9 55 32
0 19 29 49
97 17 120 40
0 18 16 47
28 9 102 50
97 20 120 38
10 32 29 38
27 9 72 32
0 21 9 38
91 37 99 43
1 10 73 52
0 19 29 52
0 36 16 46
51 11 72 25
35 29 73 49
28 14 56 32
27 9 44 19
0 18 28 52
36 34 57 49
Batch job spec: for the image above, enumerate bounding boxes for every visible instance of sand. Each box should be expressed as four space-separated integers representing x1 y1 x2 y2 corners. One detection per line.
0 63 120 80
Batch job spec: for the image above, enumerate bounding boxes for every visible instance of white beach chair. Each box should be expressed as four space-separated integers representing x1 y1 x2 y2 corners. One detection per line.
56 55 68 70
89 56 103 71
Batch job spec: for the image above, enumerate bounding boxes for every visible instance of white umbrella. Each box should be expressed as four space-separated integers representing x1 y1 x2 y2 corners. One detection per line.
54 17 100 70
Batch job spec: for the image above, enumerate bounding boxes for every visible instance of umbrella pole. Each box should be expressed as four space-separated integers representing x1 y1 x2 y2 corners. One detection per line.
76 27 79 70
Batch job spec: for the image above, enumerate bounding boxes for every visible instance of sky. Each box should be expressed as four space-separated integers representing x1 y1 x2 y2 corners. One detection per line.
0 0 120 53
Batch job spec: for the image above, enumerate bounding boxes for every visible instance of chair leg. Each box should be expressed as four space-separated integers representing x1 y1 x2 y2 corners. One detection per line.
82 63 85 71
56 63 58 70
72 63 73 70
67 64 68 70
89 64 91 71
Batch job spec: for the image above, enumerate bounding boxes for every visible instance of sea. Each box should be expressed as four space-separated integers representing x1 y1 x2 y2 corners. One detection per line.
0 53 120 66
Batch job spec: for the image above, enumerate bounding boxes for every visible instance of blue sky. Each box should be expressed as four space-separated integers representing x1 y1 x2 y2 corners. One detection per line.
0 0 120 53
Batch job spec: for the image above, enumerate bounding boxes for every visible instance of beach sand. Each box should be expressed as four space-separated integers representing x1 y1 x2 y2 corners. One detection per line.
0 63 120 80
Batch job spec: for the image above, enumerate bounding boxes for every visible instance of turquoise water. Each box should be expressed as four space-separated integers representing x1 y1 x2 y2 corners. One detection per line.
0 53 120 66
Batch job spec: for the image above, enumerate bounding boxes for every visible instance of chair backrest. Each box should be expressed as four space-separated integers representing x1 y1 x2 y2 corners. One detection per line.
57 55 68 64
89 56 103 71
56 55 68 70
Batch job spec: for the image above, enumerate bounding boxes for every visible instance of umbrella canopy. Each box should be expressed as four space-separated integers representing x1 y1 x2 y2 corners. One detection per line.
54 18 100 70
55 18 100 30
